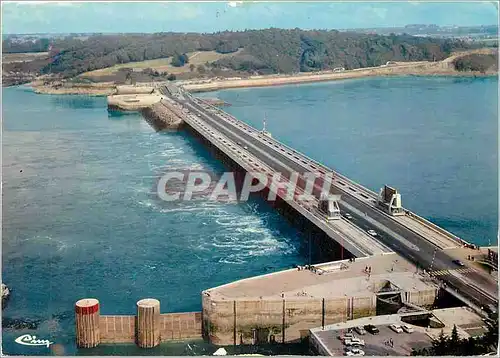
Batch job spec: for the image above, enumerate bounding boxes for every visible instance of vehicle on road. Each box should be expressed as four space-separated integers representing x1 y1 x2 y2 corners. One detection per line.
243 145 248 150
402 324 414 333
354 326 366 335
344 338 365 346
344 213 353 220
363 324 379 334
367 229 377 237
237 142 242 146
390 324 403 333
452 259 465 267
345 348 365 356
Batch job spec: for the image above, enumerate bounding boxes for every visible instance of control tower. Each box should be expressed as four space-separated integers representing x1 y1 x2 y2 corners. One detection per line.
319 194 341 221
377 185 404 216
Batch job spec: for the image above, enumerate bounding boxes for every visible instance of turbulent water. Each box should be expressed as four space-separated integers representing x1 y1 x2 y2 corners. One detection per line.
2 76 497 355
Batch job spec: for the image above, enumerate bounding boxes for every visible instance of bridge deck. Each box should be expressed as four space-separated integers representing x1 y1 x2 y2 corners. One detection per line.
191 97 466 251
171 100 390 257
396 215 459 249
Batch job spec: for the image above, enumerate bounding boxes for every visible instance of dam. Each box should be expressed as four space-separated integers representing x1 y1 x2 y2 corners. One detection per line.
74 83 499 349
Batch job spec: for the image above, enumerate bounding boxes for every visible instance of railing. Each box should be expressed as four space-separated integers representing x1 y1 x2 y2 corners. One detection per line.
192 95 378 198
403 209 471 247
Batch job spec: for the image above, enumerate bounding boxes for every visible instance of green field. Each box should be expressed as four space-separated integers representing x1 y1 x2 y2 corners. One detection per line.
82 50 241 77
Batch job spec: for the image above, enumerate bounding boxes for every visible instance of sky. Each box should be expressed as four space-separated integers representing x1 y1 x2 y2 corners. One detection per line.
1 1 499 34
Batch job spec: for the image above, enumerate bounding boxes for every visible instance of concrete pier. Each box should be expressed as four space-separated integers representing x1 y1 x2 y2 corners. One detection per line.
74 298 202 347
75 298 100 348
136 298 161 348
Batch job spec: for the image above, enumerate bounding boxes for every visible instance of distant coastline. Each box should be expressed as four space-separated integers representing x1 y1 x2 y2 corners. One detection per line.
21 48 498 96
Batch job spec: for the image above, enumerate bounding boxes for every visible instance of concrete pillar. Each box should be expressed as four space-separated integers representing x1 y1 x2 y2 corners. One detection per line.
136 298 161 348
75 298 100 348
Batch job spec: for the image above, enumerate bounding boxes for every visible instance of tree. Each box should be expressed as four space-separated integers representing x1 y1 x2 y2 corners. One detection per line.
123 68 133 84
448 325 460 355
167 73 176 81
432 330 449 356
197 64 206 74
189 64 195 72
171 53 189 67
11 29 475 78
411 318 498 356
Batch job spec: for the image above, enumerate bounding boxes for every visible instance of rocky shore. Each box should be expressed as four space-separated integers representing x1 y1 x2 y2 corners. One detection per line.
140 100 185 131
2 283 11 309
29 80 117 96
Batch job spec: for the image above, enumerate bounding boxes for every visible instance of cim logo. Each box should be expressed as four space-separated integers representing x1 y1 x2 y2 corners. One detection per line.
15 334 53 348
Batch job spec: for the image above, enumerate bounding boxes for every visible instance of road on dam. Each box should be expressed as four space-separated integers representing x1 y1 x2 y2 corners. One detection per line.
173 92 498 308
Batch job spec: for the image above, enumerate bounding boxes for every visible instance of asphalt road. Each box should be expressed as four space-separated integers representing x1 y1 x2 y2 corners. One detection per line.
176 93 498 307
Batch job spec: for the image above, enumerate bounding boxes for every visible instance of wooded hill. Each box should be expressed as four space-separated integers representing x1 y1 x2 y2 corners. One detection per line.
3 29 474 78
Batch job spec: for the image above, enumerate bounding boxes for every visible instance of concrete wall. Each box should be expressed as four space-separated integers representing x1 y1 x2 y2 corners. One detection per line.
115 85 155 95
309 331 332 356
405 289 438 308
203 287 436 346
99 312 202 344
202 295 376 346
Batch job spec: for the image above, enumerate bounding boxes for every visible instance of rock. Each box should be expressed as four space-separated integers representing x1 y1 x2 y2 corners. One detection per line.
2 283 10 308
140 100 184 131
2 317 40 330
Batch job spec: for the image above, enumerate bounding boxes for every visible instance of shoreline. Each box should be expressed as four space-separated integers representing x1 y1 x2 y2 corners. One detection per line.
182 67 497 93
14 57 498 96
24 70 496 96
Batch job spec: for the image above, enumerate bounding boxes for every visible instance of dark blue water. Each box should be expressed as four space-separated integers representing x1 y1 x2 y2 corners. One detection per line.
2 76 497 355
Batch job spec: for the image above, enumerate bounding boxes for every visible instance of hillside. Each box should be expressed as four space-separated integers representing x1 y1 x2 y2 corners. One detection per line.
2 29 475 86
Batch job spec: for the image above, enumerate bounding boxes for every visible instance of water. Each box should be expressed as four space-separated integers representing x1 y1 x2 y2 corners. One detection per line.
1 87 303 355
2 76 497 355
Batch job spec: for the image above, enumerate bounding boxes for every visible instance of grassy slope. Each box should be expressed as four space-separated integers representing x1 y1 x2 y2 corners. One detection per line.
80 50 242 77
2 52 49 64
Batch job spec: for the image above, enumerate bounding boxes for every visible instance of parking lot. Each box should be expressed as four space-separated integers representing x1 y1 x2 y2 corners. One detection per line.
314 324 431 356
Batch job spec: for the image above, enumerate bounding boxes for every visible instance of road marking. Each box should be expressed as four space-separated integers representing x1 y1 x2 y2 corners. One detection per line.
430 268 475 276
340 200 420 252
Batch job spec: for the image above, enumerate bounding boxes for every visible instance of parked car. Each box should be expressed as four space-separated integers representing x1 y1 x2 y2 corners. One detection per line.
339 333 355 341
345 348 365 356
345 338 365 346
390 324 403 333
354 326 366 335
402 324 414 333
364 324 379 334
367 229 377 237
